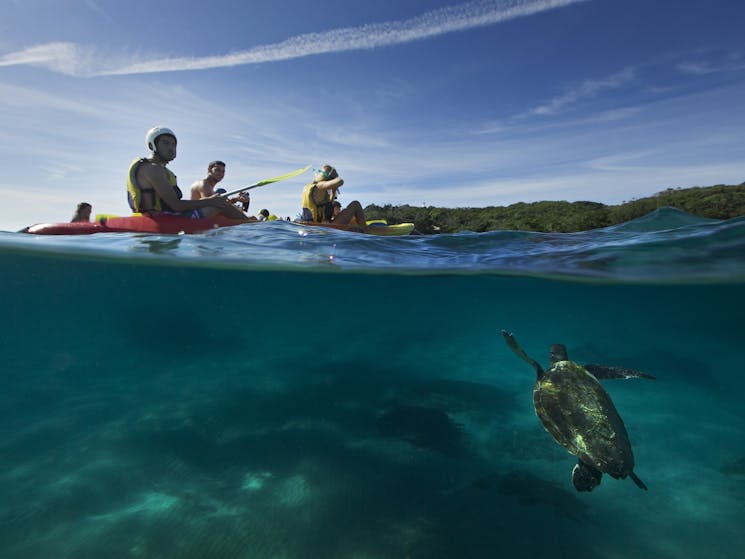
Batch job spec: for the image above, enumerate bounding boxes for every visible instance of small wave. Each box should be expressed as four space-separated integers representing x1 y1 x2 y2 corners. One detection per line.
2 212 745 283
605 206 719 233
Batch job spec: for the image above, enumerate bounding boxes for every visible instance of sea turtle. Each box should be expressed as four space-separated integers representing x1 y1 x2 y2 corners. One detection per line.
501 330 655 492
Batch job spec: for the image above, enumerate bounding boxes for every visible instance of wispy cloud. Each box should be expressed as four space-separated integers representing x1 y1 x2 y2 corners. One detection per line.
84 0 114 22
527 67 636 116
677 57 745 76
0 43 94 75
0 0 588 76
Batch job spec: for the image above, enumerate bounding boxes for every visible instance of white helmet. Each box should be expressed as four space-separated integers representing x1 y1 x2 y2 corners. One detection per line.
145 126 177 154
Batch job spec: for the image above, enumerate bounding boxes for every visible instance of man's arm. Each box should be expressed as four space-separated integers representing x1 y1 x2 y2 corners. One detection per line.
314 177 344 193
140 164 230 212
312 177 344 205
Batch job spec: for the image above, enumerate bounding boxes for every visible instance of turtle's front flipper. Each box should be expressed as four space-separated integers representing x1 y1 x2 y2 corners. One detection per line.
501 330 544 379
584 364 656 380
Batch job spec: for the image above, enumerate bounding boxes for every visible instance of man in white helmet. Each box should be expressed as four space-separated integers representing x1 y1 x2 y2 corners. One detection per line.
126 127 250 220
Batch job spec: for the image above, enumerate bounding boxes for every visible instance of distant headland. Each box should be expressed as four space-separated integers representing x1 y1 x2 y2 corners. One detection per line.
365 182 745 234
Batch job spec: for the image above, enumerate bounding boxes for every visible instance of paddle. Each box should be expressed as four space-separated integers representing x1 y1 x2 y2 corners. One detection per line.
219 164 311 199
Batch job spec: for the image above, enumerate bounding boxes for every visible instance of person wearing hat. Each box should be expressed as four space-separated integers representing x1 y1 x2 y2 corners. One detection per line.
126 127 249 220
257 209 270 221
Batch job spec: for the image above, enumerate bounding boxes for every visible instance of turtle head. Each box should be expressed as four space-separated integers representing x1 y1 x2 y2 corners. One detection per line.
571 462 602 492
550 344 569 364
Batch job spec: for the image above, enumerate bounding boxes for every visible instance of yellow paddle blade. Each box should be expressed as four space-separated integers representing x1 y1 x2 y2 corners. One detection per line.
255 164 312 186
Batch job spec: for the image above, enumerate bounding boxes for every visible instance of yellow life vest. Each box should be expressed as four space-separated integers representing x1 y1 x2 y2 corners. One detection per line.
126 158 179 212
301 182 332 222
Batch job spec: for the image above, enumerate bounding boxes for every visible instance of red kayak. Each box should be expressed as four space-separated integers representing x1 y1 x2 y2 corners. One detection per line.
22 214 415 236
22 213 251 235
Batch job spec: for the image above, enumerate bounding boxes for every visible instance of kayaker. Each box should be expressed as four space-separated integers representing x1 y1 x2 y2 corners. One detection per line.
257 209 270 221
190 160 226 199
126 127 250 220
70 202 92 222
192 160 251 213
329 201 342 222
301 164 366 227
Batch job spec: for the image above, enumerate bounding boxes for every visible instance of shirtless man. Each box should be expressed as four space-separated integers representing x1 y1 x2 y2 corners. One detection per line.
190 160 226 199
191 160 250 212
126 127 250 221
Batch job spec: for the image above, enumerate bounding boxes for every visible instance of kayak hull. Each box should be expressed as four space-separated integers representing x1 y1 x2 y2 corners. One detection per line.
23 214 250 235
297 221 415 236
23 215 415 236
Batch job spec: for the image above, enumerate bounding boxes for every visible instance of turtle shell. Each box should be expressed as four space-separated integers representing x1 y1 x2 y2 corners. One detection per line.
533 360 635 479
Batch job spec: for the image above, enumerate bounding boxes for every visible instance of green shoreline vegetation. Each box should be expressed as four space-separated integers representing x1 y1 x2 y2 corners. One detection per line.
365 182 745 234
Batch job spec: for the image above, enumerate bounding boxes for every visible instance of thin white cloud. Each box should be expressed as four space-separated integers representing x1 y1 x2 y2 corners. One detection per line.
582 150 662 172
0 82 130 119
0 0 588 76
472 104 642 136
0 43 90 75
528 67 636 116
677 59 745 76
85 0 114 22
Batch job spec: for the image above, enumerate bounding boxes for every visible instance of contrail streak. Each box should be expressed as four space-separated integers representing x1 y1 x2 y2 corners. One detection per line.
0 0 588 76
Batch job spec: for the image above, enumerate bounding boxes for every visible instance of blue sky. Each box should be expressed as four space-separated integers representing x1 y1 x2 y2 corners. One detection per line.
1 0 744 230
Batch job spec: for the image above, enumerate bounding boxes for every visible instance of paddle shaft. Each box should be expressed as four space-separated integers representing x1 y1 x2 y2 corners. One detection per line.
219 182 270 199
218 164 311 199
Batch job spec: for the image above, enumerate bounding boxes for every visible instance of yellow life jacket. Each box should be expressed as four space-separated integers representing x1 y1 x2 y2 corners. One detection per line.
126 158 180 212
301 182 332 222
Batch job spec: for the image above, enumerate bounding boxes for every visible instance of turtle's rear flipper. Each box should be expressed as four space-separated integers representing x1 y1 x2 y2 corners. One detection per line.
629 471 648 491
572 461 602 492
584 364 656 381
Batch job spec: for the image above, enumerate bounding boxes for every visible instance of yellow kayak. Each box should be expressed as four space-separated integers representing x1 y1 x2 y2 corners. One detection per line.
297 220 415 236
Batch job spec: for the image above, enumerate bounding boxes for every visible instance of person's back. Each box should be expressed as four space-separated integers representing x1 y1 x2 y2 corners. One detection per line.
329 201 342 222
71 202 92 222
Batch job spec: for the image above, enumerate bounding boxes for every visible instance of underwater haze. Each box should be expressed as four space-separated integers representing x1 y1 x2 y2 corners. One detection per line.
1 208 744 558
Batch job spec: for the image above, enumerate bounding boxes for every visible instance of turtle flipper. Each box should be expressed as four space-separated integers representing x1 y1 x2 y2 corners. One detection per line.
584 364 656 380
501 330 544 379
628 471 648 491
572 461 603 492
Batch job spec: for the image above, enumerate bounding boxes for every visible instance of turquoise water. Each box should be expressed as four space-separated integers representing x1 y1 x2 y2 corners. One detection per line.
1 207 744 558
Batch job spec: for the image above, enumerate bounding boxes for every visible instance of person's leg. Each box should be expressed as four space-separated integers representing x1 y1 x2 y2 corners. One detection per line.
201 205 252 221
334 201 366 226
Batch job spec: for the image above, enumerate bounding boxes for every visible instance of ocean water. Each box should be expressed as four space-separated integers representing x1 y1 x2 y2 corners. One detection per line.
1 207 744 558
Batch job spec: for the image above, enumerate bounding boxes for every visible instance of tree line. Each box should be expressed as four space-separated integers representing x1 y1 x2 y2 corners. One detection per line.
364 182 745 234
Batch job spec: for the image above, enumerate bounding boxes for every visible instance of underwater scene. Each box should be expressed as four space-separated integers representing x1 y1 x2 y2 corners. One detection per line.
1 208 744 558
